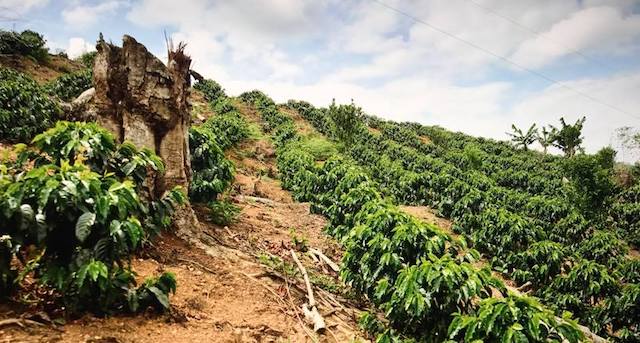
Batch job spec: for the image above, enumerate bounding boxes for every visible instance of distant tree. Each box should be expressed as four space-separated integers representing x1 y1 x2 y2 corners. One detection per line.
563 147 617 218
550 117 586 158
507 123 537 151
615 126 640 162
327 99 365 145
0 29 49 63
536 126 555 155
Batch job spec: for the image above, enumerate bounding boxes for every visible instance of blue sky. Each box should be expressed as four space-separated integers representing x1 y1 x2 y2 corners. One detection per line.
2 0 640 160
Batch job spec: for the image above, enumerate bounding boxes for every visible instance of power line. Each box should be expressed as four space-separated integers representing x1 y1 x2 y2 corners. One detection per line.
461 0 611 71
371 0 640 121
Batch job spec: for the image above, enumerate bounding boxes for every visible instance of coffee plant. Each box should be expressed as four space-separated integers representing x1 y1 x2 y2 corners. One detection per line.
0 121 184 314
286 97 639 341
188 125 234 202
45 69 93 102
0 67 59 142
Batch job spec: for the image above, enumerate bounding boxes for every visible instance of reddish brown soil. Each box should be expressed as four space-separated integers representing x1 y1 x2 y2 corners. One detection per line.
0 54 84 84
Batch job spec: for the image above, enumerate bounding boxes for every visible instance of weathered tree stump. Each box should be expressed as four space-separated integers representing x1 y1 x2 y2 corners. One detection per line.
88 35 202 240
93 35 192 196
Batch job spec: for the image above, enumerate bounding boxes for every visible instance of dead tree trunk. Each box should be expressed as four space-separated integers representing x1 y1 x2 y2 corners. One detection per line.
91 35 204 241
93 35 192 196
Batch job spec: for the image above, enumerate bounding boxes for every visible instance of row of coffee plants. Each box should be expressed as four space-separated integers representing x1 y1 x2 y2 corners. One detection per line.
244 91 584 342
0 67 60 142
45 69 93 102
0 121 184 314
189 80 248 226
287 101 639 341
193 79 250 150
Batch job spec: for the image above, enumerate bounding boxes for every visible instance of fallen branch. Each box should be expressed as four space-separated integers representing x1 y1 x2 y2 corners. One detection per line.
239 195 276 206
291 249 326 333
284 276 319 343
309 248 340 272
0 318 45 328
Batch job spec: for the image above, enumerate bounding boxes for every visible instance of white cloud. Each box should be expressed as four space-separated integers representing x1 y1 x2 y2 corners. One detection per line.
62 1 127 28
512 6 640 68
509 71 640 154
65 37 95 58
0 0 48 17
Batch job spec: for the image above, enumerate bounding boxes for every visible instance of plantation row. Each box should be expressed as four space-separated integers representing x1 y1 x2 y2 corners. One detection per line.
0 66 93 142
240 90 584 342
286 100 640 341
189 79 250 223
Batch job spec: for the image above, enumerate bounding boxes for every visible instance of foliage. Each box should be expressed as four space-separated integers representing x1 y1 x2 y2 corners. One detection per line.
537 126 555 154
507 123 537 151
203 111 249 150
0 122 184 313
45 69 92 102
193 79 225 103
551 117 586 157
207 199 240 226
543 260 620 316
76 51 97 69
246 90 586 342
284 97 637 341
0 30 49 63
188 125 234 202
562 148 617 218
0 67 59 142
327 100 366 145
506 241 567 287
577 231 628 268
447 293 583 343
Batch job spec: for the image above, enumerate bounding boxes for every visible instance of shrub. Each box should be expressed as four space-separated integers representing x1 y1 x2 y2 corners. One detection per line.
0 30 49 63
193 79 225 103
76 51 97 69
0 122 184 314
188 126 234 202
207 199 240 226
448 294 583 342
45 69 92 101
204 112 250 150
0 68 59 142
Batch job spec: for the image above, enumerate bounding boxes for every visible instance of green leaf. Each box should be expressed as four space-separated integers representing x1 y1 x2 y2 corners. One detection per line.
75 212 96 242
148 286 170 309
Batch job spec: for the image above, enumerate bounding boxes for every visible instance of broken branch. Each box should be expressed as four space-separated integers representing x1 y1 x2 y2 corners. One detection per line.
290 249 326 333
309 248 340 272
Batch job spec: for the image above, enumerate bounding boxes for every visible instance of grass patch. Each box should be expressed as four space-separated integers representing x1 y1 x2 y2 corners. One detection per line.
291 133 338 161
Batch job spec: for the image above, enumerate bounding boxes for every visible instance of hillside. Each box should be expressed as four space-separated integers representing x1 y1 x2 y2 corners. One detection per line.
1 35 639 343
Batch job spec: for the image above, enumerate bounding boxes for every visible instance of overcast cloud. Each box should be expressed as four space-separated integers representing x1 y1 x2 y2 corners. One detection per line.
2 0 640 159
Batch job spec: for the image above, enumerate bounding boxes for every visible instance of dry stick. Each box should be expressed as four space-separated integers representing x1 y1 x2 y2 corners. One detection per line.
0 318 44 328
284 276 319 343
309 248 340 272
290 249 326 333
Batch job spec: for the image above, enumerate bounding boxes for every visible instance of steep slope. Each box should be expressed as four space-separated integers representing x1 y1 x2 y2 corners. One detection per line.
0 93 368 343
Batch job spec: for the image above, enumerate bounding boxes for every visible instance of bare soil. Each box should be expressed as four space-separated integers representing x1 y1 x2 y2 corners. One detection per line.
0 54 84 84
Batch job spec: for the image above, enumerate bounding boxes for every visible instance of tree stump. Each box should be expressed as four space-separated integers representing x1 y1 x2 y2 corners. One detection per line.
91 35 202 239
93 35 192 196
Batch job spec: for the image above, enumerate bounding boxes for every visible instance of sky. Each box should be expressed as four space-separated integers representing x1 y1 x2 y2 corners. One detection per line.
2 0 640 160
